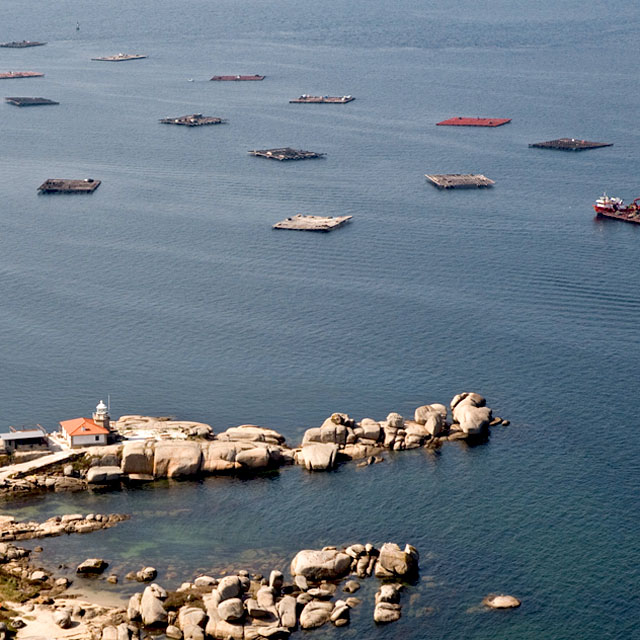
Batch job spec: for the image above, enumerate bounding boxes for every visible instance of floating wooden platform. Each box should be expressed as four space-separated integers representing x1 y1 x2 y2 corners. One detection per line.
159 113 225 126
0 41 46 48
248 147 325 161
5 96 58 106
37 179 101 193
273 214 352 231
289 95 354 104
436 117 511 127
425 174 495 189
529 138 613 151
210 75 265 81
0 71 44 80
91 54 147 62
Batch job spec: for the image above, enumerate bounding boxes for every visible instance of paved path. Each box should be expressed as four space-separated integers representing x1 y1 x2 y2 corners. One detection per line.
0 450 79 482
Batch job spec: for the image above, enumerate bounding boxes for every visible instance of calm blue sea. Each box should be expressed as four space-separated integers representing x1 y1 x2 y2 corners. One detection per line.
1 1 639 638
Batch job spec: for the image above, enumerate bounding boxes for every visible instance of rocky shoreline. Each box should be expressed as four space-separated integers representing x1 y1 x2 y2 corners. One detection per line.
0 513 129 542
0 392 509 498
0 526 520 640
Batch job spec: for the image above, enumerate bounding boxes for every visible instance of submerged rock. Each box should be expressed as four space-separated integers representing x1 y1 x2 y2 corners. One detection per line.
299 600 333 629
483 594 521 609
76 558 108 574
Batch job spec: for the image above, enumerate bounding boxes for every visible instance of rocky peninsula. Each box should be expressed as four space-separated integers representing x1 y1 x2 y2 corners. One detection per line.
0 392 508 497
0 392 519 638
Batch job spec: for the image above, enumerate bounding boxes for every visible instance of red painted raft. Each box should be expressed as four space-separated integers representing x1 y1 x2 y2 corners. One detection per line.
436 117 511 127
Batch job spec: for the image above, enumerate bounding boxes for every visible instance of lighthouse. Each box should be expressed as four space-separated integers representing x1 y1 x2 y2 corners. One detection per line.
92 399 111 431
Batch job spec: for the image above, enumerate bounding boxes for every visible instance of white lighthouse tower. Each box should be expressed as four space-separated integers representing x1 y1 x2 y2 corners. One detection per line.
93 399 111 431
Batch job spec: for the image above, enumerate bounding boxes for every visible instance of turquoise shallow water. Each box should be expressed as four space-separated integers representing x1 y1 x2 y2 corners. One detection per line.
1 1 639 638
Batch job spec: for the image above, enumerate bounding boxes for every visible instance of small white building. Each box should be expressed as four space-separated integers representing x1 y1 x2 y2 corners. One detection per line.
59 416 109 448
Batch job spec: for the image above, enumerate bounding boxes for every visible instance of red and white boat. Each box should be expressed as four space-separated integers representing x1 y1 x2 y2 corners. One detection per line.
594 193 640 223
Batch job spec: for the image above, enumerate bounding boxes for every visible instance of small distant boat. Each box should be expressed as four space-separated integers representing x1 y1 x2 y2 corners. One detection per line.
91 53 147 62
289 95 355 104
210 74 265 81
594 193 640 223
76 22 80 31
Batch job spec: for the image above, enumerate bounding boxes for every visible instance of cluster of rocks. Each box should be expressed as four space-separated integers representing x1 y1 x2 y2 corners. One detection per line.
0 512 129 542
0 540 70 599
123 541 418 640
0 393 507 496
296 392 507 471
117 425 292 480
0 472 86 495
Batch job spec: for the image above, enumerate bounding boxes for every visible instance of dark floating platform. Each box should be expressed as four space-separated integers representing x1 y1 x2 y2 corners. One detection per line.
249 147 325 161
0 41 46 48
91 54 147 62
0 71 44 80
273 214 352 231
529 138 613 151
289 95 355 104
5 97 58 106
159 113 225 126
425 174 495 189
436 117 511 127
38 179 101 193
210 75 265 81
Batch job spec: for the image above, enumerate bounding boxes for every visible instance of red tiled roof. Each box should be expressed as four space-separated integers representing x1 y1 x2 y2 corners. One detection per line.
59 417 109 436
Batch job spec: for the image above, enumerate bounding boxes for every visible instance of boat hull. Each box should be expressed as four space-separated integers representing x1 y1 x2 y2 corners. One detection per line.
594 206 640 224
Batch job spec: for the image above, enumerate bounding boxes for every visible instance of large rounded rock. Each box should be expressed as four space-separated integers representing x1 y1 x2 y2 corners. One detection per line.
121 440 154 475
166 625 183 640
299 443 338 471
450 392 485 410
136 566 157 582
374 602 401 623
236 447 271 470
385 413 404 429
218 425 286 445
277 595 297 628
153 441 203 478
374 543 419 580
301 427 322 445
127 592 142 622
413 404 447 435
483 594 521 609
217 575 242 600
256 585 276 609
299 601 333 629
200 441 242 473
453 403 492 435
178 605 207 629
290 549 351 581
53 608 72 629
218 597 245 622
318 420 348 445
76 558 108 574
141 584 167 626
376 584 400 604
87 466 122 484
359 418 381 442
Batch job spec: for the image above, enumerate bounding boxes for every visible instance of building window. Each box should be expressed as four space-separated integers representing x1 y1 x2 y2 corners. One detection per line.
95 436 100 441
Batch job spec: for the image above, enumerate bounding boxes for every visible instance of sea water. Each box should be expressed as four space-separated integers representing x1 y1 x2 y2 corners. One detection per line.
1 1 639 638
